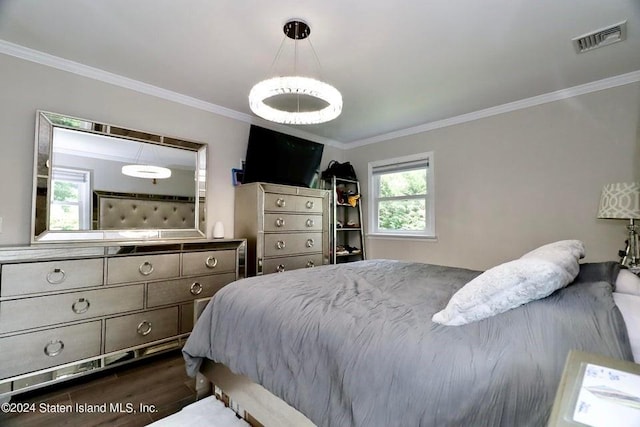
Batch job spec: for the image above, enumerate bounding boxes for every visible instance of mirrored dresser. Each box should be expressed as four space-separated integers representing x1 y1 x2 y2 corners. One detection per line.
0 239 245 400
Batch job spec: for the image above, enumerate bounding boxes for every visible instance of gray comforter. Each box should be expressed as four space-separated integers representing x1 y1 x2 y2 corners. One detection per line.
183 260 633 427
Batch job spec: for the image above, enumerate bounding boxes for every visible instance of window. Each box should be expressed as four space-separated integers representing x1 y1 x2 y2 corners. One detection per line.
368 152 434 237
49 168 91 231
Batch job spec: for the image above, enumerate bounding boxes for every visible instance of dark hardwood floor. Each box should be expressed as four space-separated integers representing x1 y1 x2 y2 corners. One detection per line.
0 350 197 427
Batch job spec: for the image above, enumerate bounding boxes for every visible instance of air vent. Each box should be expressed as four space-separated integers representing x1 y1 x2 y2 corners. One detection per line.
572 21 627 53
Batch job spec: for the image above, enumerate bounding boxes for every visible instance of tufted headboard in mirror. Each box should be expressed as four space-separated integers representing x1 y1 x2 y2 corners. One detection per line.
94 191 206 230
32 111 208 243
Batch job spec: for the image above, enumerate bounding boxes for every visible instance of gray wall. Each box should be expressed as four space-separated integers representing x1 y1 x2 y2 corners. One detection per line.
55 153 196 197
345 83 640 270
2 50 637 270
0 54 343 245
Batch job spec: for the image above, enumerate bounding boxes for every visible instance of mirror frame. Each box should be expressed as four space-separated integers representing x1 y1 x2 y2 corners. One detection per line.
32 111 208 243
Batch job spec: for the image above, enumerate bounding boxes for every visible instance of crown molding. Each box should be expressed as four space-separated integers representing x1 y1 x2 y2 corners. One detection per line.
345 69 640 149
2 39 637 152
0 39 345 149
0 40 252 122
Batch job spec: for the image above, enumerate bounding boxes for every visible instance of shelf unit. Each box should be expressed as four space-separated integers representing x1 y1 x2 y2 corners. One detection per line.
324 176 366 264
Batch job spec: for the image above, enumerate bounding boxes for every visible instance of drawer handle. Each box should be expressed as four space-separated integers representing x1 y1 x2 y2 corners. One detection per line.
276 240 286 250
276 264 286 273
71 298 90 314
205 256 218 268
305 200 314 209
190 281 203 295
306 238 315 248
305 218 314 227
44 340 64 357
275 217 285 227
46 268 66 285
306 260 315 268
139 261 154 276
276 198 286 208
137 321 153 336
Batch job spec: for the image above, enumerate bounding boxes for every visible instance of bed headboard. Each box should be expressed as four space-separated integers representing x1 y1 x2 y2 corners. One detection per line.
96 193 203 230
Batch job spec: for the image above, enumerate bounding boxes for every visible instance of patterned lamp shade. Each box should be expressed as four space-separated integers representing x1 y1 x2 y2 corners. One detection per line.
597 182 640 219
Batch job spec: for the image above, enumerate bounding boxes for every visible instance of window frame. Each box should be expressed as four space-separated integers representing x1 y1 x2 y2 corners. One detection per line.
367 152 435 238
49 167 92 231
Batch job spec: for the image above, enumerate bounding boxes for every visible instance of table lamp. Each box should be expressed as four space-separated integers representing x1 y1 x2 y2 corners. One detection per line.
597 182 640 268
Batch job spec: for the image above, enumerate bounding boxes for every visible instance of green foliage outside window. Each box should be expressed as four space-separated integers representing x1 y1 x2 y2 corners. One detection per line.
53 181 79 202
377 169 427 231
50 181 80 230
49 116 86 128
49 205 80 230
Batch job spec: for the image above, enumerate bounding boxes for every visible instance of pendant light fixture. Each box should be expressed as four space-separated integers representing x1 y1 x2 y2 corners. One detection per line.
121 164 171 179
121 143 172 180
249 19 342 125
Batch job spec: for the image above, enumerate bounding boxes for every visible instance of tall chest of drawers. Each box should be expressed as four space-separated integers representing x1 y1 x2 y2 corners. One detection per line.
234 182 329 276
0 239 245 399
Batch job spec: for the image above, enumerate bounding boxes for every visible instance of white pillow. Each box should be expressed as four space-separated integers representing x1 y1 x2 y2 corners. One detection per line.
520 240 585 277
613 292 640 362
432 258 574 326
616 269 640 296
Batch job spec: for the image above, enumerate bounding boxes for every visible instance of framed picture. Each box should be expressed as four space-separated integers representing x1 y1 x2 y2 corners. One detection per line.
547 350 640 427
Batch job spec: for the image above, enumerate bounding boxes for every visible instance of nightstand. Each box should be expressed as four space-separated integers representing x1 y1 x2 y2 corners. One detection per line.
547 350 640 426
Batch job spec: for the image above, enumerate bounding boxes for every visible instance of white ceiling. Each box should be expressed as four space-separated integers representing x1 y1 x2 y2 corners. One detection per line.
53 127 195 169
0 0 639 146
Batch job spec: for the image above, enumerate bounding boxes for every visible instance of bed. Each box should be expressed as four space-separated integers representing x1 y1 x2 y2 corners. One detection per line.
182 241 636 427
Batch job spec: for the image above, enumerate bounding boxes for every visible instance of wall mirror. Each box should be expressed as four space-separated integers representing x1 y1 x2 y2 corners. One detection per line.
32 111 207 243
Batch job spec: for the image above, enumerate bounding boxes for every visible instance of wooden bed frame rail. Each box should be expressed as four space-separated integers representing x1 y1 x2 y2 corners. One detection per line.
197 360 315 427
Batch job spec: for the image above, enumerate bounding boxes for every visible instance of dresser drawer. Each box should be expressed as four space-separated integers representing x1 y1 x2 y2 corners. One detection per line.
294 195 324 213
180 302 195 334
106 253 180 284
262 253 325 274
264 193 295 212
0 321 101 379
264 213 323 232
1 258 103 297
264 193 324 213
0 285 144 334
104 307 179 353
264 232 323 257
179 297 212 334
182 250 236 276
147 272 235 307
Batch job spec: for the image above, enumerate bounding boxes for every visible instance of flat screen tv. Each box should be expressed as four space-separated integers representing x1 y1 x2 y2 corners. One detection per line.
242 125 324 188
